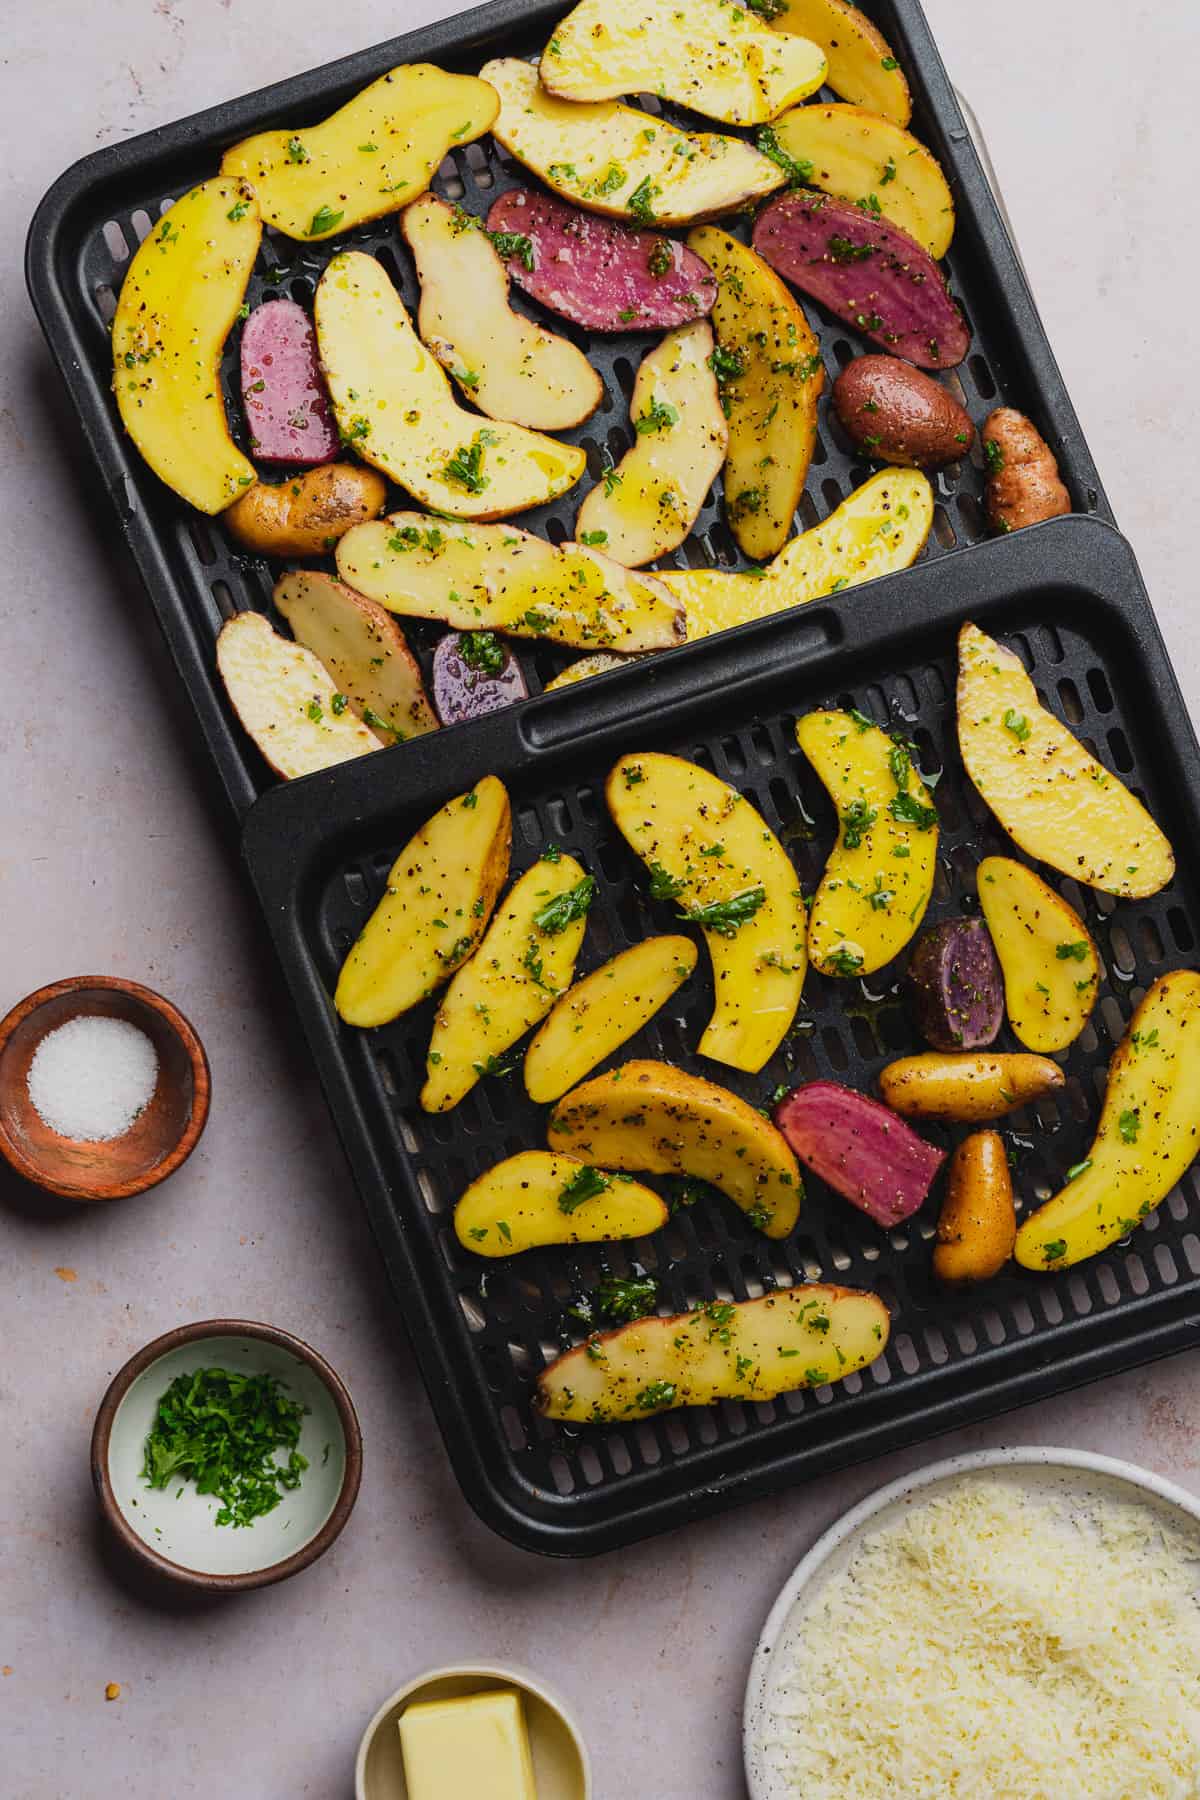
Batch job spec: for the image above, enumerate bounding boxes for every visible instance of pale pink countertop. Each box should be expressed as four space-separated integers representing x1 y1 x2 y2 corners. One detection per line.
4 4 1198 1795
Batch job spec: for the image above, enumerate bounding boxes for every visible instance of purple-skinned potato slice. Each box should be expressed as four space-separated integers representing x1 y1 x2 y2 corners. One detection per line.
486 189 717 334
240 299 338 465
774 1079 946 1227
432 631 529 726
752 192 969 369
906 917 1004 1051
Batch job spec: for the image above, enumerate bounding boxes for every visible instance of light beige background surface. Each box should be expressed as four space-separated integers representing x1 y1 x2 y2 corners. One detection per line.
3 4 1198 1795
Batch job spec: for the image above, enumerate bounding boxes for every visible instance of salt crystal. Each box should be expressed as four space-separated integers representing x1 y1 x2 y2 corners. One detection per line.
27 1016 159 1142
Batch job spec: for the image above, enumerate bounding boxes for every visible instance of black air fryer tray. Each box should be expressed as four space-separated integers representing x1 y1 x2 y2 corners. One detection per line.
244 521 1200 1554
26 0 1110 823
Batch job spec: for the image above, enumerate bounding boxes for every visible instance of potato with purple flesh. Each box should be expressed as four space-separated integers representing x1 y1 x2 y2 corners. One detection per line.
879 1051 1064 1122
752 192 970 369
833 357 974 469
773 1080 945 1228
906 918 1003 1051
431 631 529 727
241 300 338 466
933 1130 1016 1286
486 189 717 335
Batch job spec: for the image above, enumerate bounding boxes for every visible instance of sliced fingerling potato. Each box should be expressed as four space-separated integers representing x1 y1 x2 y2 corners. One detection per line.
225 463 387 558
422 853 593 1113
402 195 603 431
454 1152 668 1257
541 0 827 126
431 631 528 727
768 104 955 259
547 1061 803 1238
797 709 938 977
524 937 698 1105
221 65 498 240
659 468 932 640
575 321 727 568
770 0 911 126
606 752 807 1073
957 622 1174 898
879 1051 1064 1122
337 516 684 653
273 571 437 747
314 251 585 520
774 1079 945 1228
334 778 511 1028
976 856 1099 1053
686 226 823 562
933 1131 1016 1286
543 653 638 691
1015 971 1200 1271
482 59 786 227
240 299 337 466
905 918 1004 1051
216 611 379 780
537 1286 890 1422
112 178 260 514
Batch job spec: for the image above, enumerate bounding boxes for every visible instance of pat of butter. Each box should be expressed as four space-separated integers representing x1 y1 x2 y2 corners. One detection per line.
398 1690 537 1799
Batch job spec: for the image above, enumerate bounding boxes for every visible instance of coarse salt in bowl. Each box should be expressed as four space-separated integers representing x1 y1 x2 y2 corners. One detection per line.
27 1014 159 1141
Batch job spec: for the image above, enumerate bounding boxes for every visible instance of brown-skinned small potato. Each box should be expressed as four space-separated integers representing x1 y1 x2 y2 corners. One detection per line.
933 1130 1016 1286
983 408 1071 533
878 1051 1064 1122
833 357 974 469
225 463 386 556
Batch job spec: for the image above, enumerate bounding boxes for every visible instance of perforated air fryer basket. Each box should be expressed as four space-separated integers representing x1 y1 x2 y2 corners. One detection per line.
26 0 1109 823
242 521 1200 1555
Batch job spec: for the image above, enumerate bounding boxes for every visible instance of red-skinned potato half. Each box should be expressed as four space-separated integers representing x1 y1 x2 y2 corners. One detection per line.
774 1079 945 1227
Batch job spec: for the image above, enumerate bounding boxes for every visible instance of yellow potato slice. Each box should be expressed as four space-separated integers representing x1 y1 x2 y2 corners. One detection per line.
482 59 785 227
215 611 378 780
423 853 592 1112
274 571 437 748
770 0 911 126
957 622 1174 899
543 653 637 690
769 103 955 259
607 752 807 1072
112 178 260 514
548 1061 802 1237
879 1051 1064 1122
575 322 727 567
454 1152 668 1257
797 709 937 976
976 856 1099 1053
314 252 584 521
541 0 826 126
334 777 510 1028
337 516 684 653
660 468 932 639
1015 971 1200 1270
686 226 823 561
538 1285 888 1421
221 65 498 240
402 195 602 431
524 937 698 1104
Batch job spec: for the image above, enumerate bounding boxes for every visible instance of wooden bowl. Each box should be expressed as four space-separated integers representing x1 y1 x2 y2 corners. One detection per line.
0 976 210 1200
92 1319 363 1592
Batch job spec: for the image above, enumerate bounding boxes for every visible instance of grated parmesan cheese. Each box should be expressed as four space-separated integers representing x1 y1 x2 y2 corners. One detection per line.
763 1477 1200 1799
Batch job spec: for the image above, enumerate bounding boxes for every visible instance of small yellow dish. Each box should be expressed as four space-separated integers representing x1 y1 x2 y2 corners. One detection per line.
355 1664 590 1800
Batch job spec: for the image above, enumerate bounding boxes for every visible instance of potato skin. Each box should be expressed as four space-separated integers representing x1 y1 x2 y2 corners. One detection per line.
834 357 974 469
225 463 387 556
879 1051 1064 1122
983 407 1071 533
933 1130 1015 1285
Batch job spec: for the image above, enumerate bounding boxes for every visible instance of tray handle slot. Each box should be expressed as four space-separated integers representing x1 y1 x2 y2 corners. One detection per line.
520 609 842 753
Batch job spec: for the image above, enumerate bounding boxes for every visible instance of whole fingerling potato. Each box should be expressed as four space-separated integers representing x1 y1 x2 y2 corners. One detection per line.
983 407 1071 533
933 1130 1016 1285
878 1050 1064 1121
833 356 974 468
225 462 387 556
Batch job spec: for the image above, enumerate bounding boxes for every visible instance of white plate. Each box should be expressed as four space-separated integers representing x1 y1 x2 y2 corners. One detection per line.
743 1446 1200 1798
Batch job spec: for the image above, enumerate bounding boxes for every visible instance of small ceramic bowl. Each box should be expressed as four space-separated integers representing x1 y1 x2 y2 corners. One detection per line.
0 975 210 1200
356 1664 592 1800
92 1319 362 1591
